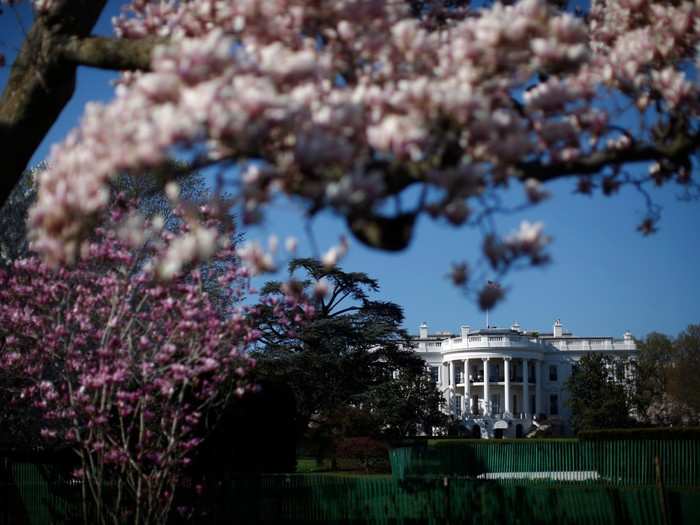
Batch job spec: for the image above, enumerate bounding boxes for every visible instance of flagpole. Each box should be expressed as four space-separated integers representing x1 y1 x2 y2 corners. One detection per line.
485 280 500 329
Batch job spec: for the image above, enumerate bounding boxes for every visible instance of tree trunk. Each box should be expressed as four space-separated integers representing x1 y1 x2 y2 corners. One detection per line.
0 1 158 208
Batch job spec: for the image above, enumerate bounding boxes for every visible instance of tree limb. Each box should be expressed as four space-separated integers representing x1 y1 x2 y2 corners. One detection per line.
60 36 163 72
0 0 164 209
517 133 699 182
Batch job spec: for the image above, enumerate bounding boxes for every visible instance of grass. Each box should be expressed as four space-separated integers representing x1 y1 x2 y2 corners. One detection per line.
295 458 333 473
296 457 391 475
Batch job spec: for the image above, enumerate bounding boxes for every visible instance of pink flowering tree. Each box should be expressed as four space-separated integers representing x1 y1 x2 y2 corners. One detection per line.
0 199 310 525
1 0 700 306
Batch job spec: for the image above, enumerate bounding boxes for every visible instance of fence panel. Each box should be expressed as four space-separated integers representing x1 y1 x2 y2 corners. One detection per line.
216 475 699 524
390 439 700 486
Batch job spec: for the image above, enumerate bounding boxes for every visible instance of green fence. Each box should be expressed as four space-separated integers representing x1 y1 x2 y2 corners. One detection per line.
3 438 700 524
0 461 79 525
389 439 700 485
210 474 700 524
4 472 700 525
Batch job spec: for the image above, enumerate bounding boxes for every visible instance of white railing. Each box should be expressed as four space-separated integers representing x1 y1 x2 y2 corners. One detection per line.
552 339 636 351
414 341 444 352
415 336 636 354
441 336 545 351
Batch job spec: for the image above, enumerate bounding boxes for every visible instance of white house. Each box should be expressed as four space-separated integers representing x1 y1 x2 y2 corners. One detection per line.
408 320 638 438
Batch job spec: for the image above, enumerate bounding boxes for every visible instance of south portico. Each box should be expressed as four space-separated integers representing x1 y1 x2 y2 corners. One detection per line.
441 352 545 438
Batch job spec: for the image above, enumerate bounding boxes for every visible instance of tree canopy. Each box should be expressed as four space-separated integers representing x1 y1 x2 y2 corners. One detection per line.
1 0 699 307
565 353 634 434
634 324 700 425
253 258 444 447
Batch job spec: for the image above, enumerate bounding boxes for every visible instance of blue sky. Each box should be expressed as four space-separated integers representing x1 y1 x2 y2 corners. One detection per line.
1 2 699 339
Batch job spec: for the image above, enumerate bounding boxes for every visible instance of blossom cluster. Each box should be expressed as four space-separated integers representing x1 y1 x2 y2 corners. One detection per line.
24 0 700 297
0 202 313 522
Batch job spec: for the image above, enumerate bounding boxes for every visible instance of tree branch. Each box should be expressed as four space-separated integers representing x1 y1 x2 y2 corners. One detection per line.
0 0 109 208
60 36 162 72
517 133 700 182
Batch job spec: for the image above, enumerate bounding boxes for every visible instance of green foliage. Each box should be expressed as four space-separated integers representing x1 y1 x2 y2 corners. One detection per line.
631 324 700 425
631 332 673 420
565 353 633 434
667 325 700 414
254 259 444 452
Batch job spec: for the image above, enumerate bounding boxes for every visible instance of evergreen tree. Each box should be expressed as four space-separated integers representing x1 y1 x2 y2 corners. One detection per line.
254 258 444 448
566 353 633 434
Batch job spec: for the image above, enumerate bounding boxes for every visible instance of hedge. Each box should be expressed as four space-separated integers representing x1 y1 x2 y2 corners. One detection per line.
578 427 700 441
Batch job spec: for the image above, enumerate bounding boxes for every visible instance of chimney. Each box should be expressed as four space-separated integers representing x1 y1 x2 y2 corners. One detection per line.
553 319 563 338
624 330 632 342
511 321 521 333
419 322 428 339
460 325 470 338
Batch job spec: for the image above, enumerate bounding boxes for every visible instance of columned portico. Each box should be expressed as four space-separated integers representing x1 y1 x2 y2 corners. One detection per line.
504 357 511 416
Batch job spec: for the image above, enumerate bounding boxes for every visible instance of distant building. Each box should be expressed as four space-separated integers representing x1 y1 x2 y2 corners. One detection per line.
408 320 638 438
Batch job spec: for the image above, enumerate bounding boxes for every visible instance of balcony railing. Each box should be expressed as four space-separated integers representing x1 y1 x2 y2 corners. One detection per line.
441 336 545 351
465 375 536 383
423 335 636 353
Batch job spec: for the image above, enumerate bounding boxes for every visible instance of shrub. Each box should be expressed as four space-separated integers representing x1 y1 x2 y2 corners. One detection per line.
335 437 389 473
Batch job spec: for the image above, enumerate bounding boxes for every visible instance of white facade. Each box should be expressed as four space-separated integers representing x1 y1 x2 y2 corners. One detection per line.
409 320 638 438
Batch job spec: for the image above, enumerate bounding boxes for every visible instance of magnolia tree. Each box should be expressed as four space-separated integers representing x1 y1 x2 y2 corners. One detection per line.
0 198 310 525
1 0 700 305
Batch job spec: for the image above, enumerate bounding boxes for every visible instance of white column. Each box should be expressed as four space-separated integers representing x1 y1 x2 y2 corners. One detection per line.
483 358 490 416
522 358 529 418
449 361 454 387
442 363 450 410
464 359 470 415
535 361 542 417
504 357 511 416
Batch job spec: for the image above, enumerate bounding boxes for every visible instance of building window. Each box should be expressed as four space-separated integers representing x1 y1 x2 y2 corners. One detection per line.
615 362 625 382
549 365 558 382
550 394 559 416
491 394 501 414
430 366 439 383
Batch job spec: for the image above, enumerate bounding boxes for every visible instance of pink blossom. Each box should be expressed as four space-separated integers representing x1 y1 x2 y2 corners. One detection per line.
0 198 312 524
13 0 700 322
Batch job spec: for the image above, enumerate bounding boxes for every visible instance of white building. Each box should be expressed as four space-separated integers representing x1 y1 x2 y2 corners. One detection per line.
409 320 638 438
